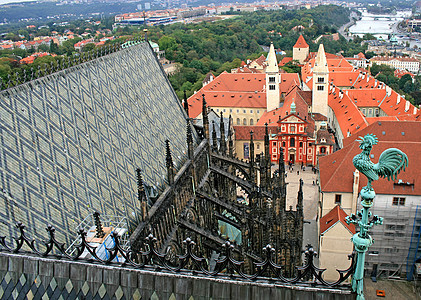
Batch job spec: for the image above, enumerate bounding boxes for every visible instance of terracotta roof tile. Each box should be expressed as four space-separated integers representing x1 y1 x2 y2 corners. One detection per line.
257 87 310 126
328 89 368 137
293 35 309 48
320 205 355 234
187 72 300 119
319 121 421 196
234 125 266 140
279 57 293 66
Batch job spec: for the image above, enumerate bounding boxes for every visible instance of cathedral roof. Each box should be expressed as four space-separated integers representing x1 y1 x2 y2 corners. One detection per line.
0 42 195 243
293 35 309 48
319 121 421 196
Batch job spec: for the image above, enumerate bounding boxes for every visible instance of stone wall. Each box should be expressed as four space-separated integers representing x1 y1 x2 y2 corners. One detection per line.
0 252 355 299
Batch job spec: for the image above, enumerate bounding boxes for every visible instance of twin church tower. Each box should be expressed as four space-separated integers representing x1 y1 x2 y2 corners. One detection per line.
265 35 329 118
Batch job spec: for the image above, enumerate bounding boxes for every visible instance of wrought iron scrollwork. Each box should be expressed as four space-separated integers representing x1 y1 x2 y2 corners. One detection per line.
0 222 354 288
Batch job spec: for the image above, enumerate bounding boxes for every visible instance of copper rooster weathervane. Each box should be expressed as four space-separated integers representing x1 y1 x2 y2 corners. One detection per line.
347 133 408 300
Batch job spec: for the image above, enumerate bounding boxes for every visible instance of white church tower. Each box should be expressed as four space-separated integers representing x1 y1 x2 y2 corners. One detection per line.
266 43 280 112
312 44 329 117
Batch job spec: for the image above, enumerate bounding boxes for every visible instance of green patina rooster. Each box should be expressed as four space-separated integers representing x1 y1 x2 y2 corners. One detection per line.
353 134 408 192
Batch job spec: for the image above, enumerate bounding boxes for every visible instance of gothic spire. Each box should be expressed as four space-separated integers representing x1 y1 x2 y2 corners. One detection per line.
187 119 194 159
165 140 175 185
202 94 209 140
264 123 270 164
219 112 226 154
212 121 218 152
250 130 255 164
136 168 148 221
297 178 304 213
228 115 233 157
249 130 255 183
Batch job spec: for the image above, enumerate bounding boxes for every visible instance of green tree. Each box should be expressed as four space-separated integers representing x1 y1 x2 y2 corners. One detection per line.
82 43 96 52
38 44 49 52
49 42 60 55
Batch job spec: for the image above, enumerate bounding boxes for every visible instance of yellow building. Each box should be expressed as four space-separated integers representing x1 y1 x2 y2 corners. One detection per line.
319 205 355 282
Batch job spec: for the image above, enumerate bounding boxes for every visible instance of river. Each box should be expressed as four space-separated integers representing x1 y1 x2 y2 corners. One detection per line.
348 9 421 48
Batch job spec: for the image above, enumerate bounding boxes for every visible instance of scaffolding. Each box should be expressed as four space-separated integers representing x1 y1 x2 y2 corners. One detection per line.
359 196 420 279
406 205 421 280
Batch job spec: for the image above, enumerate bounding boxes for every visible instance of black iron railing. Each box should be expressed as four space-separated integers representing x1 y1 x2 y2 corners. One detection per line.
0 222 355 288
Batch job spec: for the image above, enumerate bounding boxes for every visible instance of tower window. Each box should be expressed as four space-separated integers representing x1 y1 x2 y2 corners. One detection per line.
317 77 325 83
269 76 276 82
269 85 276 90
317 85 324 91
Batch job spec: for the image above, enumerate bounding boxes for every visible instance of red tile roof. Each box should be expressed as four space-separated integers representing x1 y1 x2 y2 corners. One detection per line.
257 86 310 126
293 35 309 48
320 205 355 234
187 72 300 119
279 57 293 66
328 88 368 137
319 121 421 196
234 125 266 140
394 69 415 79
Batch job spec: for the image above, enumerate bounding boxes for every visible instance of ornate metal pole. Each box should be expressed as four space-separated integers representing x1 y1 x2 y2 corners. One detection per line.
346 134 408 300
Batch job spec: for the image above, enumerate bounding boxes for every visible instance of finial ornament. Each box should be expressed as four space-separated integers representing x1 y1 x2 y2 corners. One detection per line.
347 134 408 300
